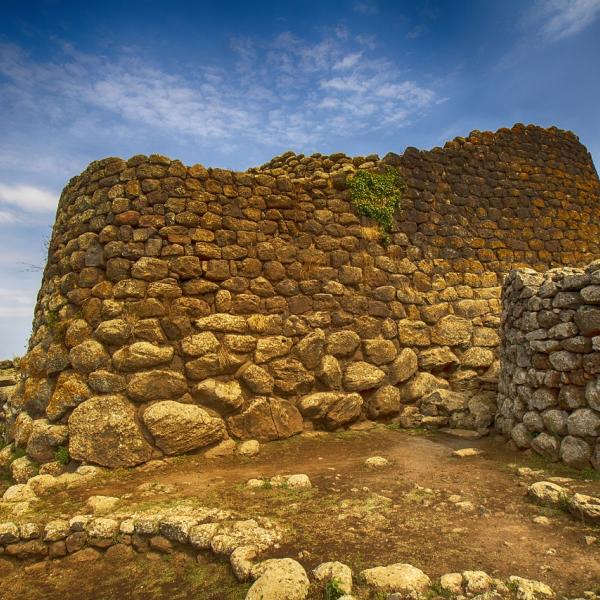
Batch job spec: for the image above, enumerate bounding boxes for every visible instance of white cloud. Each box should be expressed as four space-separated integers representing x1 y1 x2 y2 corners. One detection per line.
528 0 600 40
0 183 57 213
333 52 363 70
0 287 35 318
0 32 438 154
0 210 17 224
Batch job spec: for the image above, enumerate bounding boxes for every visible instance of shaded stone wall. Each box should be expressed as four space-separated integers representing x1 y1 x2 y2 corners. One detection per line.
3 123 600 471
498 265 600 471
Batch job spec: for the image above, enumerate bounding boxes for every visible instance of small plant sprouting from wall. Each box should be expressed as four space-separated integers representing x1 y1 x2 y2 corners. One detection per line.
55 445 70 465
347 167 404 245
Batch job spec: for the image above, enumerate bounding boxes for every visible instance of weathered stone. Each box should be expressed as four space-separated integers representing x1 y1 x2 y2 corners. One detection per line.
418 347 459 372
388 348 418 384
69 340 110 373
88 369 126 393
10 455 37 483
343 362 386 391
131 257 169 281
431 315 473 346
25 419 68 463
461 347 495 368
401 372 449 403
195 313 248 333
326 330 360 357
531 432 561 461
362 339 397 365
143 401 225 454
69 395 153 467
420 389 467 416
269 358 314 396
241 364 275 395
227 397 303 441
181 332 220 356
94 319 131 346
368 385 401 418
255 336 294 363
511 422 533 448
397 320 430 346
295 329 325 369
360 563 431 595
316 355 342 390
47 371 91 421
127 370 187 402
112 342 174 371
567 408 600 437
193 378 244 413
313 562 353 595
246 558 310 600
560 435 592 468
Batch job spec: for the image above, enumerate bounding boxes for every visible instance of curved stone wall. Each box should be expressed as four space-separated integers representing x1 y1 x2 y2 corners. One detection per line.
498 265 600 471
2 123 600 470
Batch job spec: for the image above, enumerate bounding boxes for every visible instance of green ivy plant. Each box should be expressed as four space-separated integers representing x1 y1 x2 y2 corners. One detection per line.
347 166 404 245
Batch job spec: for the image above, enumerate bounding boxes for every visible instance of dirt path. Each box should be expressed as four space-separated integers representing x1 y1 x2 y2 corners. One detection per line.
3 427 600 597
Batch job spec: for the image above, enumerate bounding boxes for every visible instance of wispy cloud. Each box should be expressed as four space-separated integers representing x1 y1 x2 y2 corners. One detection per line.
0 183 57 213
352 2 378 15
0 30 438 153
0 287 35 318
527 0 600 40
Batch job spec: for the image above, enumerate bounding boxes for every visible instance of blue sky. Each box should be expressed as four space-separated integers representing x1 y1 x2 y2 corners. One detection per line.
1 0 599 357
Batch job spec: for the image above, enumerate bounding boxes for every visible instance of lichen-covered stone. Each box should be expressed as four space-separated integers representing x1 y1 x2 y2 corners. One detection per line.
112 342 174 371
227 397 303 441
143 400 225 455
126 369 187 402
343 362 386 391
68 395 153 467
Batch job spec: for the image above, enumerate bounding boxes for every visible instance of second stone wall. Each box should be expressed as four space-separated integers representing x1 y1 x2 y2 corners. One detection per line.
498 265 600 471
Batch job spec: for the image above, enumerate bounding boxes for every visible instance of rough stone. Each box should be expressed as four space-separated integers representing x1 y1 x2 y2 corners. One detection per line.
143 400 225 455
68 395 153 467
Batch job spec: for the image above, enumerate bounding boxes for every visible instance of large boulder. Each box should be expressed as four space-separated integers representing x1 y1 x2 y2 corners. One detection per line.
227 397 303 441
126 370 187 402
401 372 449 403
360 563 431 595
112 342 174 372
246 558 310 600
255 336 294 363
430 316 473 346
240 364 275 395
420 389 467 416
316 355 342 390
388 348 418 384
269 358 314 396
193 378 244 413
326 331 360 357
343 362 386 391
143 401 225 455
68 395 153 467
368 385 401 419
298 391 363 429
418 347 459 372
69 340 110 373
295 329 325 369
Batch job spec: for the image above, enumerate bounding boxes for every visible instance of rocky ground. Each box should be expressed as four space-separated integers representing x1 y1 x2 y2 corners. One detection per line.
0 426 599 599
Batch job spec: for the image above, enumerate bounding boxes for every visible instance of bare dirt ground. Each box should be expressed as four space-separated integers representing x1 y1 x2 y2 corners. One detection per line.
1 426 599 599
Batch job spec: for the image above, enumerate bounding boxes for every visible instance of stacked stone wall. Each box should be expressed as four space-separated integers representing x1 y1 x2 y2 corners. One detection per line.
2 123 599 471
498 265 600 471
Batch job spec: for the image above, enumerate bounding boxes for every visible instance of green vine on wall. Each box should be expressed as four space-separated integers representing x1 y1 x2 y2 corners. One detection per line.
347 167 404 245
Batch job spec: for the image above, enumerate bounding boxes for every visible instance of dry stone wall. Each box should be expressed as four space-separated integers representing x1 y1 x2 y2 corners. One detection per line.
498 264 600 471
2 123 600 470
